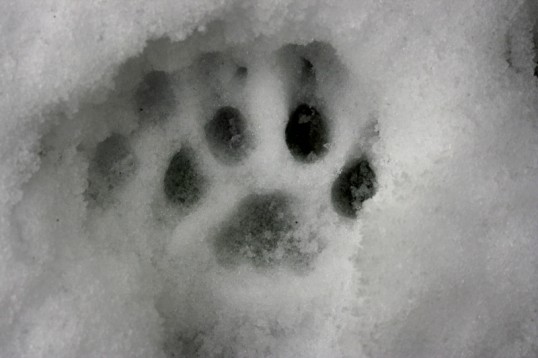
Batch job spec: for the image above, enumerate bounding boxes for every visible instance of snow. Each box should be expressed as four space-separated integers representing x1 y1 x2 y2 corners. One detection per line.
1 0 538 357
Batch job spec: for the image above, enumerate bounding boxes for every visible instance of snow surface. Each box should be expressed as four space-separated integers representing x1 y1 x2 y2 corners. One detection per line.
2 0 538 357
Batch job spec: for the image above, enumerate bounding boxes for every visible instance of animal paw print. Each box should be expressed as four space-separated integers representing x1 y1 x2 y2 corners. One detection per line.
82 41 378 274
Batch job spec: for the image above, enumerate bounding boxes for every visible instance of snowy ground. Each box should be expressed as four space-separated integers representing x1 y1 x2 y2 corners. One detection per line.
2 0 538 357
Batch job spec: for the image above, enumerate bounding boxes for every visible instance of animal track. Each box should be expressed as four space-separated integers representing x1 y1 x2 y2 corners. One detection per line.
212 192 316 268
205 106 252 164
17 6 538 358
286 103 329 162
163 147 207 207
135 70 175 122
331 158 377 218
77 38 378 357
84 40 378 249
85 133 137 206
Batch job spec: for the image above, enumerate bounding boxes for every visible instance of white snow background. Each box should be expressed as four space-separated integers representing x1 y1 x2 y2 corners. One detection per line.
1 0 538 357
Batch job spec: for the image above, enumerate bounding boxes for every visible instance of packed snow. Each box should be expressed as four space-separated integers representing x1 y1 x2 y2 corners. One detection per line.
1 0 538 357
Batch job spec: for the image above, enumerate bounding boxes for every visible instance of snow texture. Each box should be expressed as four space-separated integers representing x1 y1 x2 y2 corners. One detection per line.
1 0 538 357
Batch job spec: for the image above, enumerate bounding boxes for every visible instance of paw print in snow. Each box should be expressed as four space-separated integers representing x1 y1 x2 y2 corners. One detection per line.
84 41 378 270
76 39 379 357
